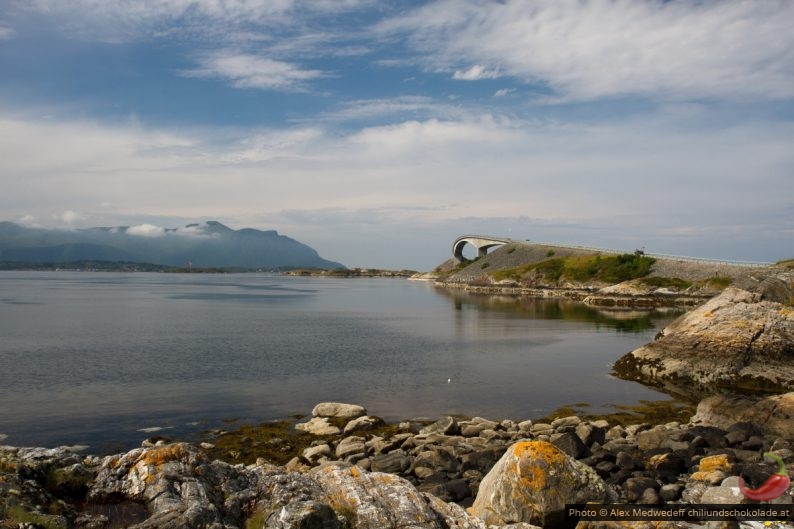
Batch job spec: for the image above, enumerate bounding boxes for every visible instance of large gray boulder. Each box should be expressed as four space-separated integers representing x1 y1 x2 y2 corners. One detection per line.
470 441 615 527
614 287 794 397
312 403 366 420
690 392 794 439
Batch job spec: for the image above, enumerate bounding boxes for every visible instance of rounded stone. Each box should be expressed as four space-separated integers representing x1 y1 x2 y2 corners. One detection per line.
311 403 367 420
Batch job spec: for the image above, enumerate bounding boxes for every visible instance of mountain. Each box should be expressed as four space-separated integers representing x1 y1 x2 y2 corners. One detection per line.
0 221 345 270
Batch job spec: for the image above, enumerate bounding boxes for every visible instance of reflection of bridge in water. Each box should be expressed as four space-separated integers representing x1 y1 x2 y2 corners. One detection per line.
451 234 771 267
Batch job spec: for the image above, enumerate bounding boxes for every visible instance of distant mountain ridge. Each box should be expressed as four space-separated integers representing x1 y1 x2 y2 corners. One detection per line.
0 221 345 270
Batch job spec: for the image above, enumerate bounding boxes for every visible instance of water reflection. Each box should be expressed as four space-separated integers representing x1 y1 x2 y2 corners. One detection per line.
437 288 684 333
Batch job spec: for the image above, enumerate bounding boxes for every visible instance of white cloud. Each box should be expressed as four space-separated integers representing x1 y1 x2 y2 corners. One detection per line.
318 96 464 122
380 0 794 101
127 223 165 237
17 214 38 227
221 128 323 163
493 88 515 98
452 65 499 81
56 210 82 225
21 0 371 41
182 51 324 91
0 26 14 39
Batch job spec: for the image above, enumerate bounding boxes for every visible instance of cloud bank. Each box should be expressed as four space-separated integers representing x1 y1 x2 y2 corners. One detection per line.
380 0 794 101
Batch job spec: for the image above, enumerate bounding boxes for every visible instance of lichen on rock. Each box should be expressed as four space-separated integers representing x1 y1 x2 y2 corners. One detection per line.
470 441 615 527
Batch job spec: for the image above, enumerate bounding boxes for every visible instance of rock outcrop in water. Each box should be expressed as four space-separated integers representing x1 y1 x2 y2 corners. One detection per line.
613 286 794 397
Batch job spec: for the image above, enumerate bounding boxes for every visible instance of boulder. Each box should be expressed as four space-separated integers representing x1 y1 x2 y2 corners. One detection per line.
84 442 531 529
469 441 615 527
343 415 384 435
613 287 794 396
419 416 460 436
296 418 342 436
265 501 340 529
690 392 794 439
312 403 367 420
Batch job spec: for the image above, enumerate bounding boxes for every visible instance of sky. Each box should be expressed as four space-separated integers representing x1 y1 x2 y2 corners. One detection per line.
0 0 792 270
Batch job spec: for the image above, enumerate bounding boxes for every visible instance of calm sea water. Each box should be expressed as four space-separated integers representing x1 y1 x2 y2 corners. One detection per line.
0 271 679 451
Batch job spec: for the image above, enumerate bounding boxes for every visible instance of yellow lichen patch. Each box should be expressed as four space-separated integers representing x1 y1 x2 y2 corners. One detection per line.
513 441 567 492
698 454 732 473
349 467 360 478
690 470 726 484
703 311 713 318
138 444 189 467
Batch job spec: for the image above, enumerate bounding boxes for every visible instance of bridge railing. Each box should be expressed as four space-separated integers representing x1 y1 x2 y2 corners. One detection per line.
523 240 772 267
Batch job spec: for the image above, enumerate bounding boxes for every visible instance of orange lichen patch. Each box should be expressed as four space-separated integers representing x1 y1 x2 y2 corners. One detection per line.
698 455 732 473
513 441 567 492
107 456 122 469
703 311 713 318
138 444 190 467
349 467 361 478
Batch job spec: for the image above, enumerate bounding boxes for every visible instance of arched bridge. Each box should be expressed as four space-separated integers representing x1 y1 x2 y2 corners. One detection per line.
452 235 513 262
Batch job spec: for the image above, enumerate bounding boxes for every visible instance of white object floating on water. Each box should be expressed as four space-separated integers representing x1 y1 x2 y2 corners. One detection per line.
447 378 451 384
137 426 174 433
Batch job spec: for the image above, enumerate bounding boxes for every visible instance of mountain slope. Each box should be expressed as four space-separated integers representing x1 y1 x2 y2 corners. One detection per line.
0 221 344 270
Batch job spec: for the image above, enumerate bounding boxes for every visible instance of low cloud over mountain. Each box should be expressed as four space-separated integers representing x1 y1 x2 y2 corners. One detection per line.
0 221 344 270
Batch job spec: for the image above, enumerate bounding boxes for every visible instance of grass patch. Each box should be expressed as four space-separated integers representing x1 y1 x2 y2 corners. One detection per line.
776 258 794 269
506 247 516 254
245 510 271 529
694 276 733 290
546 249 556 257
490 253 655 285
639 277 692 290
480 262 490 269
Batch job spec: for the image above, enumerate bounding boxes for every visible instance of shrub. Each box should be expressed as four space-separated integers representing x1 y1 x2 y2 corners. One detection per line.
489 253 655 284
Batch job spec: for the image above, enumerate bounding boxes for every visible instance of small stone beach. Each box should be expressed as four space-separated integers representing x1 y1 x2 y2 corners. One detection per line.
2 390 793 529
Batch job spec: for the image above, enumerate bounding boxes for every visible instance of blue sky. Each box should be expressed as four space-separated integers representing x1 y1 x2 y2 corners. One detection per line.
1 0 792 269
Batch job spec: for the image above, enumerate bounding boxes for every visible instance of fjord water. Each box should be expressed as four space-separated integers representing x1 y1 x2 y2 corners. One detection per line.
0 272 677 450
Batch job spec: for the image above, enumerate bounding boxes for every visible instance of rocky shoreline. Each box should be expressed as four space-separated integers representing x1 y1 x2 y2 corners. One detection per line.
2 395 793 529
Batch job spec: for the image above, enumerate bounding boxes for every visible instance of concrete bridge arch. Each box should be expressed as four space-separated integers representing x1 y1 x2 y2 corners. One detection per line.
452 235 512 262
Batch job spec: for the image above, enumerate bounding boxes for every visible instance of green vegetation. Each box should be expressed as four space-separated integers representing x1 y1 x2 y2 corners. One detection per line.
245 510 270 529
490 253 656 285
541 399 694 426
776 258 794 269
0 505 62 529
506 246 516 254
546 249 555 257
480 262 490 269
639 277 692 290
201 419 400 466
693 276 733 290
